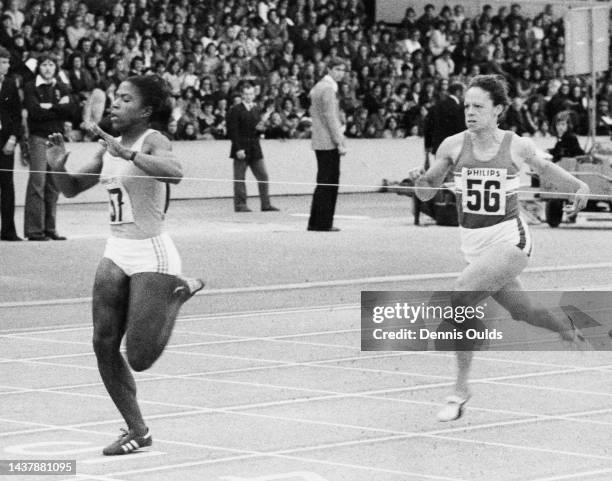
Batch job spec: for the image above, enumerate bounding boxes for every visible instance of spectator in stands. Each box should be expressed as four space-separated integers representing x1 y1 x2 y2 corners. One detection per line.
66 15 89 50
503 96 533 136
382 116 405 139
595 99 611 136
178 121 198 140
67 53 95 102
416 4 437 36
264 111 290 139
435 49 455 80
549 110 584 162
0 0 580 149
546 80 571 123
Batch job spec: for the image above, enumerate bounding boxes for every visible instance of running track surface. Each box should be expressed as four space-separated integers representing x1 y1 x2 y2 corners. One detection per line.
1 193 612 481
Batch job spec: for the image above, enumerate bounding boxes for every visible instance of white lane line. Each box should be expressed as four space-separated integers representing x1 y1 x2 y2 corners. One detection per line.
3 261 612 308
78 413 612 480
2 322 610 375
527 467 612 481
291 213 371 220
4 339 612 408
2 356 612 443
0 415 468 481
0 303 358 335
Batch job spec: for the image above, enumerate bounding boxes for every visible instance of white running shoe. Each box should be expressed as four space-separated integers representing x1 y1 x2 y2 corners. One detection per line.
173 276 205 301
437 394 470 422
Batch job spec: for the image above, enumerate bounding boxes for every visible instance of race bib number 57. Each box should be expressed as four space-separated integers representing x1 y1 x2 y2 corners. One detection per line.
461 167 507 215
103 179 134 224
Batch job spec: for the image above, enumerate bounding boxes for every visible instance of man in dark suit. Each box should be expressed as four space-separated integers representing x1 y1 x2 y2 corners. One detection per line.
424 82 465 157
415 81 465 225
226 82 278 212
0 46 23 241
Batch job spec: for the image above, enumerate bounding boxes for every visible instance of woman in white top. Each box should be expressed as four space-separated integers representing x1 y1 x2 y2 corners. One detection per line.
46 74 203 456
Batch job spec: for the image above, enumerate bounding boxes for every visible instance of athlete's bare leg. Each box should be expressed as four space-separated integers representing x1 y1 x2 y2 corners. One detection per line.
492 278 579 339
92 258 147 435
125 272 200 372
448 244 528 405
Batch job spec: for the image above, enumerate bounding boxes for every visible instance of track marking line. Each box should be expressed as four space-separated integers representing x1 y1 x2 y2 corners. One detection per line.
3 261 612 308
527 467 612 481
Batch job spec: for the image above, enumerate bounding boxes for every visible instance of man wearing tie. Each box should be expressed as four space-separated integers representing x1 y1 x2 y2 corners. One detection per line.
307 59 347 232
0 46 22 241
415 81 465 225
226 82 278 212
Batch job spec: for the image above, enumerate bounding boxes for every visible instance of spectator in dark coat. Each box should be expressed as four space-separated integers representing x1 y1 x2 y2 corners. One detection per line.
423 82 465 156
417 81 465 225
549 110 584 162
226 83 278 212
0 47 22 241
23 54 78 241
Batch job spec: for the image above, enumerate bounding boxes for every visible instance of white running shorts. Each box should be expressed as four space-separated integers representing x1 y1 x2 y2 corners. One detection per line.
103 232 182 276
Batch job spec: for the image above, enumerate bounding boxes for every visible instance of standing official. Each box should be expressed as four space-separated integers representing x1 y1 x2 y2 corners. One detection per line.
307 59 347 232
23 54 77 241
424 82 466 156
226 82 278 212
415 82 465 225
0 47 22 241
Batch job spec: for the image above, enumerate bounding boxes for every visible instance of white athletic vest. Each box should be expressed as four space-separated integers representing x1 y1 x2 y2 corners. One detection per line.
100 129 165 239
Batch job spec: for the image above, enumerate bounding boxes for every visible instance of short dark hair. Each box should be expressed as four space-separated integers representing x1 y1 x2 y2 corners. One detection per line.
327 58 347 70
36 53 58 72
0 46 10 59
467 74 510 107
125 74 172 128
448 82 465 96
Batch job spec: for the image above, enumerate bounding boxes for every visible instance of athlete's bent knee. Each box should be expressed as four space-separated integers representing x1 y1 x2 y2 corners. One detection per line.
127 350 155 372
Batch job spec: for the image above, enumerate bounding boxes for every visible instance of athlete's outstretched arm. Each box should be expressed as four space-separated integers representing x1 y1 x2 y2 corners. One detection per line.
47 133 103 198
517 136 589 212
415 137 454 202
91 124 183 184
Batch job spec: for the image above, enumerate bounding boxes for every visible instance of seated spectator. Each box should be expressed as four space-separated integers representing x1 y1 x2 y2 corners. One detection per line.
429 21 451 57
382 116 405 138
67 53 95 102
193 99 214 136
178 121 199 140
434 49 455 79
166 118 179 140
362 122 380 139
549 110 584 162
66 15 89 50
264 111 290 139
503 97 533 136
63 120 83 142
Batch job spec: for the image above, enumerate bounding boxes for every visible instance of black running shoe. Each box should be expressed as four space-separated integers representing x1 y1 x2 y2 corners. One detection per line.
102 428 152 455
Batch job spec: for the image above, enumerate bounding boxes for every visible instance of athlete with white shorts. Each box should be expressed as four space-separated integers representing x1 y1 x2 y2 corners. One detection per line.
46 75 204 454
415 75 590 422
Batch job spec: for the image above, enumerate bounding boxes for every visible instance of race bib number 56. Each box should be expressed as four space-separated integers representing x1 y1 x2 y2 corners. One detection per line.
461 167 507 215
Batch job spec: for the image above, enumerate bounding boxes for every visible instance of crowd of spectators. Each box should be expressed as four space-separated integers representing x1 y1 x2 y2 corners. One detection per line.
3 0 612 144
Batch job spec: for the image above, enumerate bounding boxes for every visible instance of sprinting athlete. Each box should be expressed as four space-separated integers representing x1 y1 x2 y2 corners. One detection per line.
46 75 204 454
415 75 590 422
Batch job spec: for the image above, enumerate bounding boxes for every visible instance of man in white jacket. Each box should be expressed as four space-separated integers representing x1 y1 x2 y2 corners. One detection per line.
307 59 347 232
